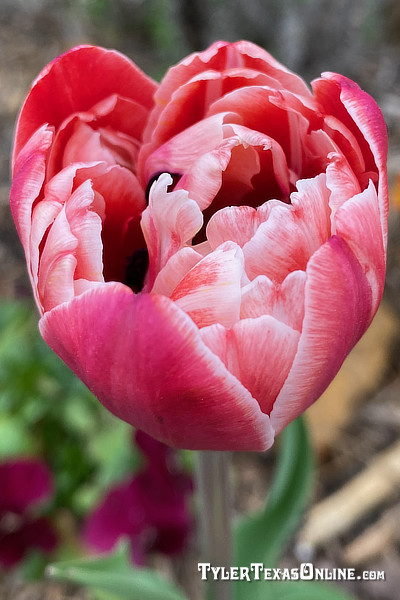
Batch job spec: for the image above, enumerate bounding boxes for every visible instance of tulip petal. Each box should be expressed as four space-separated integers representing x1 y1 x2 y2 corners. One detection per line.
92 165 146 283
10 125 53 264
243 173 331 281
152 247 203 297
13 45 157 162
171 242 244 328
141 174 203 288
40 283 274 451
202 316 299 415
326 151 361 216
140 112 229 186
313 73 388 245
206 205 260 249
240 270 307 332
144 41 311 146
207 87 310 174
334 180 385 314
270 235 372 432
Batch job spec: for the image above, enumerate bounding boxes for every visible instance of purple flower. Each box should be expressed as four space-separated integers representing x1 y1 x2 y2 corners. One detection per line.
83 430 193 565
0 459 57 567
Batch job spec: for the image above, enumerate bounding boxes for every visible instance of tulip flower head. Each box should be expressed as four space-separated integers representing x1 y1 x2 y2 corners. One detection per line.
10 42 388 451
0 459 57 567
83 430 192 564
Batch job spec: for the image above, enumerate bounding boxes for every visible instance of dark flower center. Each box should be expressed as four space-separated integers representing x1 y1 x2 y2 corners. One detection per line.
125 248 149 293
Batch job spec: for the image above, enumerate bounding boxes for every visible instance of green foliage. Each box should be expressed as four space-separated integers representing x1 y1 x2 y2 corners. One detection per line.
265 580 356 600
233 417 356 600
234 418 314 575
233 417 311 600
0 299 138 515
49 542 189 600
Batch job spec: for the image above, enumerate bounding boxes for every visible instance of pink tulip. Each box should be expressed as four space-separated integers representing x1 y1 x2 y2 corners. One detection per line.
10 42 388 451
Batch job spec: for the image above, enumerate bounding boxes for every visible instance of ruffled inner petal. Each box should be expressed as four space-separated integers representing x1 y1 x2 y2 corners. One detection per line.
170 241 244 328
201 314 300 415
243 173 332 281
240 270 307 332
141 174 203 289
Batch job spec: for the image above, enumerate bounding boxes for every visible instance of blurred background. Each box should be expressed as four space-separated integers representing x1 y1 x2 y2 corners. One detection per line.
1 1 400 599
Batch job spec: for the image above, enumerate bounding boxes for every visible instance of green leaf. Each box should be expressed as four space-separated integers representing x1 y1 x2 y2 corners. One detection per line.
0 415 35 458
48 542 188 600
234 417 314 600
267 580 356 600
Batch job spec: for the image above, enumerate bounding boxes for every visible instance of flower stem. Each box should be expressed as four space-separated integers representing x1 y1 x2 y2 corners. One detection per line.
196 451 232 600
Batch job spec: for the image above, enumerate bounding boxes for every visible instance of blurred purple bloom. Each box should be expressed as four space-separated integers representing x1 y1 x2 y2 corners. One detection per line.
83 430 193 564
0 459 57 567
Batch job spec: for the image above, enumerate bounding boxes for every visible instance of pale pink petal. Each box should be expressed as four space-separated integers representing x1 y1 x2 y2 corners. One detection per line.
39 283 274 451
322 115 366 178
38 205 78 311
326 151 362 217
243 174 331 281
175 123 291 218
200 315 300 415
141 174 203 289
271 235 372 432
65 180 104 283
206 205 260 249
140 112 231 186
62 121 123 168
74 279 104 296
170 242 244 328
152 247 203 296
240 270 307 332
37 178 106 310
175 144 232 211
30 198 63 295
29 162 107 307
224 123 291 198
229 316 300 414
334 180 385 314
10 125 53 252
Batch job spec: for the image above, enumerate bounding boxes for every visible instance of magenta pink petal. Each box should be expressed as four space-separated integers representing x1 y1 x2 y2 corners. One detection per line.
39 283 273 451
0 518 57 568
0 459 53 513
84 480 141 553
